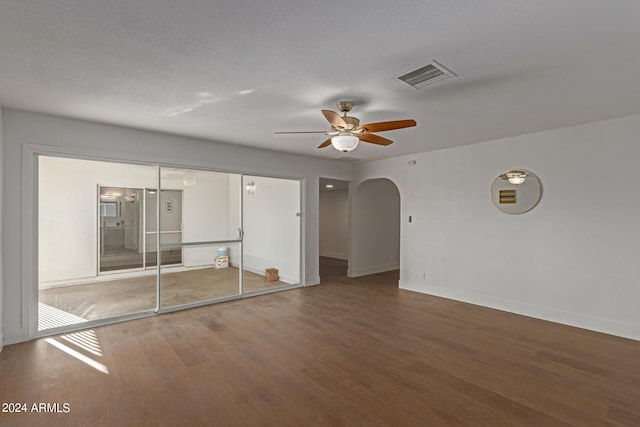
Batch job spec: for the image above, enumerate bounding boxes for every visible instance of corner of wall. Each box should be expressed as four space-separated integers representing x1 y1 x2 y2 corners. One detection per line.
318 251 348 260
348 263 400 278
0 106 4 353
305 275 320 286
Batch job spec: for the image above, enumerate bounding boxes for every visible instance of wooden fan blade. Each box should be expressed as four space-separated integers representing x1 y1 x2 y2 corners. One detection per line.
360 132 393 146
358 119 416 133
274 131 329 134
322 110 348 129
317 138 332 149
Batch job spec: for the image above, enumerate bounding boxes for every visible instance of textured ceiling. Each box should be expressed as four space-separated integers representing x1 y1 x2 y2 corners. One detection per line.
1 1 640 161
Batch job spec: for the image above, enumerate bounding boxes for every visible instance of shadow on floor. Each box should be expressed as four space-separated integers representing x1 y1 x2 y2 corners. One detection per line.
319 256 399 285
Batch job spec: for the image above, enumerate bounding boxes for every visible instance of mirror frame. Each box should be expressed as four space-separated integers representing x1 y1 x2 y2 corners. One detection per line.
490 170 542 214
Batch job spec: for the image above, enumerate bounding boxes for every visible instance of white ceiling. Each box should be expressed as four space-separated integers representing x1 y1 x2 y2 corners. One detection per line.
1 1 639 162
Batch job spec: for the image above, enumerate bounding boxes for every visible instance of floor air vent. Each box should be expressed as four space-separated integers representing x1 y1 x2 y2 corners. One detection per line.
397 61 456 89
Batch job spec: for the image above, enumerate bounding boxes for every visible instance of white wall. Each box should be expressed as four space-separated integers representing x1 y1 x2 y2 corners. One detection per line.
39 159 236 284
39 158 155 282
348 179 401 277
11 108 640 345
243 175 300 283
228 174 242 267
178 169 236 267
0 110 3 351
226 175 301 283
319 189 348 260
2 109 352 344
353 114 640 340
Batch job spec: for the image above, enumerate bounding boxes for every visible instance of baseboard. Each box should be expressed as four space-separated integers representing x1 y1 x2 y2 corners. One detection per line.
0 333 3 353
43 263 302 289
319 251 348 260
399 280 640 341
40 264 211 289
3 330 23 346
348 262 399 278
230 263 298 285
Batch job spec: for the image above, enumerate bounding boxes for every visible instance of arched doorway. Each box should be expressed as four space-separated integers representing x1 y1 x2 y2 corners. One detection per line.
348 178 401 281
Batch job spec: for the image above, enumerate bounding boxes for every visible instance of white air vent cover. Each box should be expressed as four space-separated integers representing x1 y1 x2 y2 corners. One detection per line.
397 61 456 89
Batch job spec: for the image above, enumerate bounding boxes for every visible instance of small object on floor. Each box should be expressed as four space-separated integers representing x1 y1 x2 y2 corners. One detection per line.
265 268 279 282
214 256 229 269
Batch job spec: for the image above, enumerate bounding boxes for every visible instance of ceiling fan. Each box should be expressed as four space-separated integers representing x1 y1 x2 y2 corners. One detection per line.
275 101 417 152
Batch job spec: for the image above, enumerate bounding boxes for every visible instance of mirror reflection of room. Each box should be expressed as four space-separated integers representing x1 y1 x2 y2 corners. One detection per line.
38 156 302 332
144 188 183 268
490 170 542 214
99 187 144 272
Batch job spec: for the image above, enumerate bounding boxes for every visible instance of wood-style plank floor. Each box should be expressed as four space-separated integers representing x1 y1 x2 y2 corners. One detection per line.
1 257 639 426
39 266 288 322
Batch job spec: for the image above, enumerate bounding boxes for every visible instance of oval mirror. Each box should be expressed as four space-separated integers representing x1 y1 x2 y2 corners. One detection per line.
490 170 542 214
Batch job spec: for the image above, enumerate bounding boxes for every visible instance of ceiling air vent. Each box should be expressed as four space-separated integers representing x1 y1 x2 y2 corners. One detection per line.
397 61 456 89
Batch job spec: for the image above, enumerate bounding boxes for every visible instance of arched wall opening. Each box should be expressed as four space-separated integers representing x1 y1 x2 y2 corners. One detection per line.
348 178 401 280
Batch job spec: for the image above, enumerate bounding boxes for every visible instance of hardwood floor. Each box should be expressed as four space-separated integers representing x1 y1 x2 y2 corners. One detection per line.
1 258 639 426
39 267 288 322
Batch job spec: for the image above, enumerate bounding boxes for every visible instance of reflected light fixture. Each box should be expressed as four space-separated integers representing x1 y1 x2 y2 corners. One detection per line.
246 181 255 196
503 170 528 185
331 133 359 153
182 172 197 187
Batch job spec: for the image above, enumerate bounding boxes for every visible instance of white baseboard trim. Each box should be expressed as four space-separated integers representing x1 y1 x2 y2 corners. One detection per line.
348 262 399 278
230 263 298 285
40 264 212 289
3 330 24 346
319 251 348 260
399 280 640 341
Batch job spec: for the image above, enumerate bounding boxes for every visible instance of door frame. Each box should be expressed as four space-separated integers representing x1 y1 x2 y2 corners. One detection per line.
25 144 305 340
97 185 146 275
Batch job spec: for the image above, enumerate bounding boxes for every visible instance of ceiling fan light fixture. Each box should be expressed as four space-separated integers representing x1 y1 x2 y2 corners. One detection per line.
275 102 416 151
182 172 197 187
503 170 528 185
331 134 359 152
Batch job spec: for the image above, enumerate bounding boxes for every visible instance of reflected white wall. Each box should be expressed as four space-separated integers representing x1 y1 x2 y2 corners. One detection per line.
175 169 236 267
39 159 237 284
243 176 300 284
39 157 157 283
39 157 302 286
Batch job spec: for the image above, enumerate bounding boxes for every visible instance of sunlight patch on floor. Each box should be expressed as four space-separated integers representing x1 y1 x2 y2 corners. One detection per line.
45 337 109 375
39 302 87 330
39 303 109 374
